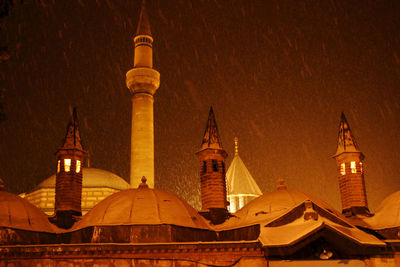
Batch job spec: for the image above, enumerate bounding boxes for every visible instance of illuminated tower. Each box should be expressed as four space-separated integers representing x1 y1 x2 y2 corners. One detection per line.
126 1 160 188
333 113 369 217
54 108 86 228
196 107 229 224
226 137 262 213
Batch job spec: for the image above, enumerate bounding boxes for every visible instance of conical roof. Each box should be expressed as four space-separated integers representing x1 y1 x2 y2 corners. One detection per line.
136 0 152 36
334 112 360 156
226 138 262 196
199 107 224 151
59 108 84 151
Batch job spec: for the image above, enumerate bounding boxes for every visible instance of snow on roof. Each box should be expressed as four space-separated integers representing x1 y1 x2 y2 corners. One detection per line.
72 185 211 230
226 152 262 196
362 190 400 230
37 168 129 191
217 188 340 230
216 187 383 245
259 216 384 247
0 190 59 233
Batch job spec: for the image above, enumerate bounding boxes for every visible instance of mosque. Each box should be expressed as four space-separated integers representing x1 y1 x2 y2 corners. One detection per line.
1 2 400 267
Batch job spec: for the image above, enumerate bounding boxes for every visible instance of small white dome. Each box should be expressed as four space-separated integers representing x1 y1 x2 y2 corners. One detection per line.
0 191 57 232
37 168 129 190
73 185 211 230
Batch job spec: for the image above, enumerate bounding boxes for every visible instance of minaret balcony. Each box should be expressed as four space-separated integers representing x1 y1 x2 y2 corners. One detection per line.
126 67 160 95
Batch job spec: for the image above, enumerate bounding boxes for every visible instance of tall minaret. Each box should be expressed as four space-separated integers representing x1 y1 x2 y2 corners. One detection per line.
126 1 160 188
333 113 370 217
54 108 86 229
196 107 229 224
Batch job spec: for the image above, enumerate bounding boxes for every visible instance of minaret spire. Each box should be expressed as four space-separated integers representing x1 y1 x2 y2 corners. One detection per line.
196 107 229 224
334 112 361 157
333 113 370 217
126 1 160 188
136 0 151 36
200 107 223 151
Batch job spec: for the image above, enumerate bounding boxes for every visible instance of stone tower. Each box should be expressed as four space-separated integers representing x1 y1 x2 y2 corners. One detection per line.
54 108 86 228
196 107 229 224
126 1 160 188
333 113 369 217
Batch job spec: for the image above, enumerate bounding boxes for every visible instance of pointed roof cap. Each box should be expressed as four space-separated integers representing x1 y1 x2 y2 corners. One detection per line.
199 107 224 151
334 112 361 156
136 0 152 36
226 138 262 196
60 108 84 151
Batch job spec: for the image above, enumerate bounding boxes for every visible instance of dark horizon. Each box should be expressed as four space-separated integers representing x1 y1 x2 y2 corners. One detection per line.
1 0 399 211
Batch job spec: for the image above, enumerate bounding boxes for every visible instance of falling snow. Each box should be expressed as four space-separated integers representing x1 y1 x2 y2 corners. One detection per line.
0 0 400 212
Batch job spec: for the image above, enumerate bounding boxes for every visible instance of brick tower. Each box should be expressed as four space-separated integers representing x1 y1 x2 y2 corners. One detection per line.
54 108 86 228
333 113 370 217
126 0 160 188
196 107 229 224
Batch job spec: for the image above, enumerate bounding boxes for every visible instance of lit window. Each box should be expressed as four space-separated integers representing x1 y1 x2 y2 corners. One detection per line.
351 161 357 173
57 160 60 173
76 160 81 173
360 162 363 173
340 163 346 175
64 159 71 172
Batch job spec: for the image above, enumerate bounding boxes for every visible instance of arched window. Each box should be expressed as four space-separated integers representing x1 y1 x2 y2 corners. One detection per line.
64 159 71 172
340 163 346 175
76 160 81 173
202 161 207 173
212 160 218 172
351 161 357 173
57 160 61 173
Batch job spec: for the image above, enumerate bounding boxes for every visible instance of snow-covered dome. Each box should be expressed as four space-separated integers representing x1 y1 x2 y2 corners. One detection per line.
73 179 211 230
0 190 57 233
364 190 400 229
37 168 129 190
218 186 342 230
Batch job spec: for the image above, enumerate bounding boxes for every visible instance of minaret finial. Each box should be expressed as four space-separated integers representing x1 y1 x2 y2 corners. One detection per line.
234 137 239 155
139 176 149 188
277 178 287 190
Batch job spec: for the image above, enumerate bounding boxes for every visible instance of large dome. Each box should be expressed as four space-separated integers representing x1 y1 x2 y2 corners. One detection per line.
0 190 57 233
219 188 342 230
364 190 400 229
37 168 129 190
73 182 211 230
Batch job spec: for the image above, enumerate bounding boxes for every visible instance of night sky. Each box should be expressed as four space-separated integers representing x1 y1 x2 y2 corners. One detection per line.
1 0 399 211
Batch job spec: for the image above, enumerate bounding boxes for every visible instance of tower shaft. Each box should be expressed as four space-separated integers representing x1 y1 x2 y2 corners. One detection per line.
130 92 155 188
